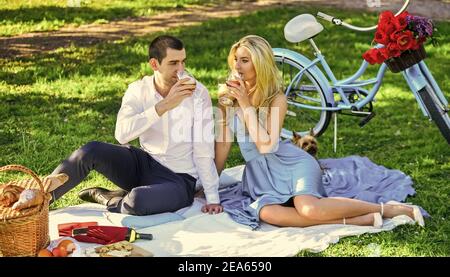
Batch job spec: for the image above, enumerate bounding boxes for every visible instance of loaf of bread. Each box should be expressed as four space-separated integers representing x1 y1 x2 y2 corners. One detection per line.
43 173 69 193
11 189 44 211
0 184 24 207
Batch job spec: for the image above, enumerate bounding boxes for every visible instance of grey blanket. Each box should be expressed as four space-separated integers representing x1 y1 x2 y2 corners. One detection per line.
220 155 428 229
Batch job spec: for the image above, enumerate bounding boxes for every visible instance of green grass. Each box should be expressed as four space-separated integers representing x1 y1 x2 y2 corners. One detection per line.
0 5 449 256
0 0 217 36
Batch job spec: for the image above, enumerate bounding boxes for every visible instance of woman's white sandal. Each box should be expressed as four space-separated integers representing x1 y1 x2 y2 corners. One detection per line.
373 213 383 228
386 201 425 227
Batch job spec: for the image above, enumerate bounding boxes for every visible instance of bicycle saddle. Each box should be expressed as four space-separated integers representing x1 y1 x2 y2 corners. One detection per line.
284 14 324 43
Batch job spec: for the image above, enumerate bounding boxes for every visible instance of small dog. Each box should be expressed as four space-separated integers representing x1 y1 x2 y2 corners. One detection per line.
291 129 327 171
291 129 318 158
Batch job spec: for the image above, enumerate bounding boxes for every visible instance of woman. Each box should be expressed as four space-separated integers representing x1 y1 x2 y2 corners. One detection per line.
215 35 424 228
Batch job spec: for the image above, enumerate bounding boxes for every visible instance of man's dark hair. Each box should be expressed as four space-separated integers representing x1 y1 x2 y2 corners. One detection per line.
149 35 184 63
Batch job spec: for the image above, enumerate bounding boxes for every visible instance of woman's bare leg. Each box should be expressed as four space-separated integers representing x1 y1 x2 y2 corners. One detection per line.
259 204 378 227
293 195 414 221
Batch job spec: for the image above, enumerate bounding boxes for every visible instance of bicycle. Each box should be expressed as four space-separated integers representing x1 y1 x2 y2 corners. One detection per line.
274 0 450 147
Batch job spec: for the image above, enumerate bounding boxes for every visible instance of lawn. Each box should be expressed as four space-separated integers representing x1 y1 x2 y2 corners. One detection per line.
0 3 449 256
0 0 217 36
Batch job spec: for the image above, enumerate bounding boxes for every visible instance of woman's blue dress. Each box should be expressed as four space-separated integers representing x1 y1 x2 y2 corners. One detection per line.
221 113 422 229
232 114 326 221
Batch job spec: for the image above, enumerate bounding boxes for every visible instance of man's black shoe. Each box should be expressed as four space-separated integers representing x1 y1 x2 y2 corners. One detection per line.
78 187 128 206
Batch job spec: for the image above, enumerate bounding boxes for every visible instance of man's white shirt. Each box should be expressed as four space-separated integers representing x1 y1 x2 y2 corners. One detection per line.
115 75 220 204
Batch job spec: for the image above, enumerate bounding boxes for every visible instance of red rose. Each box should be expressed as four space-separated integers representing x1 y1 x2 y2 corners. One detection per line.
378 11 395 26
396 30 415 50
379 47 390 60
394 11 409 30
379 48 390 61
374 30 390 45
362 49 378 64
378 21 396 37
389 31 401 42
364 10 433 67
387 42 402 57
362 48 389 64
377 11 397 37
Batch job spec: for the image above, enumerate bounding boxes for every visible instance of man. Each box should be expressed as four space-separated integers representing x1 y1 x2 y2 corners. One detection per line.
50 35 223 215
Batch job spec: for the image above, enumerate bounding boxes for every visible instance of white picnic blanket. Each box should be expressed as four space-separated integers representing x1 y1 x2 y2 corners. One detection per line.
49 165 416 257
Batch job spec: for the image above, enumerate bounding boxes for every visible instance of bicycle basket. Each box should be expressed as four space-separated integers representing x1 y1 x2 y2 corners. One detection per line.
385 44 427 73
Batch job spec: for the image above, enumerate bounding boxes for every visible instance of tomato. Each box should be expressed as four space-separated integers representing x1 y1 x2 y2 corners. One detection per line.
57 239 76 254
37 249 53 257
52 246 68 257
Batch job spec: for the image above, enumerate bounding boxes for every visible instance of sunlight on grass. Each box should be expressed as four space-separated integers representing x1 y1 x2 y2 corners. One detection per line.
0 0 217 36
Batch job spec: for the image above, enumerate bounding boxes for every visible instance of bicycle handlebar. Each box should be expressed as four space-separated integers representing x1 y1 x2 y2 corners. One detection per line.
317 0 410 32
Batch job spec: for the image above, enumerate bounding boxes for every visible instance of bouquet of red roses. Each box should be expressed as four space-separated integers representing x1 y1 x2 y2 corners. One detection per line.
362 10 436 65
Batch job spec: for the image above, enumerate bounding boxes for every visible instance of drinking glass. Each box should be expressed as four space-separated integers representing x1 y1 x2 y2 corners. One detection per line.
218 71 242 106
177 70 196 85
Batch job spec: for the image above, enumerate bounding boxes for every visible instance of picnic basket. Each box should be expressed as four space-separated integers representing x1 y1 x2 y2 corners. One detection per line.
0 165 51 256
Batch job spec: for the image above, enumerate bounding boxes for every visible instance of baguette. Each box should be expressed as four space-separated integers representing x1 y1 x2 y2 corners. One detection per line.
43 173 69 193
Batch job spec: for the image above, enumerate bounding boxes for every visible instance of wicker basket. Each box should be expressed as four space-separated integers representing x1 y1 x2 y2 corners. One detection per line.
0 165 51 257
385 44 427 73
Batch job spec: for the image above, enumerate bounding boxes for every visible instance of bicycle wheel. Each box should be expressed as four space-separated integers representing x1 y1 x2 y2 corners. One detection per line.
417 86 450 144
274 55 331 138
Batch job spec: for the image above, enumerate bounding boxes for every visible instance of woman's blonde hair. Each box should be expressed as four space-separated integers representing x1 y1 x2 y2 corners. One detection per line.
227 35 283 110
